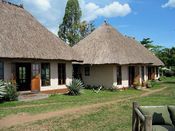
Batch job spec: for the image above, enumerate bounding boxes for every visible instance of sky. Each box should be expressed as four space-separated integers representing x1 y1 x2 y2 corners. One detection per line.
10 0 175 48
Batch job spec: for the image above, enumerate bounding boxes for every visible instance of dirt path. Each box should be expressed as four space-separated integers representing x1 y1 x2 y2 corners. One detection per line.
0 102 58 110
0 87 167 129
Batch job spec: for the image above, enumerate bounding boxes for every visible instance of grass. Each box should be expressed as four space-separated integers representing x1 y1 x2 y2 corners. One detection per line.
0 88 142 118
0 77 175 131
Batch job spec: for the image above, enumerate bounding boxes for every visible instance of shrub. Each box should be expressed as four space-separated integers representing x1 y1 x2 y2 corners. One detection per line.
158 76 166 81
4 83 18 101
147 81 152 88
147 80 158 88
164 70 175 77
0 80 6 99
85 85 101 90
67 79 84 96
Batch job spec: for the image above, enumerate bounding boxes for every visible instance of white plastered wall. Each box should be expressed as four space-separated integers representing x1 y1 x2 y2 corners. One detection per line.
113 65 129 88
144 66 148 81
1 60 72 91
121 65 129 87
81 64 114 88
4 61 12 80
40 61 72 91
155 67 160 80
81 65 129 88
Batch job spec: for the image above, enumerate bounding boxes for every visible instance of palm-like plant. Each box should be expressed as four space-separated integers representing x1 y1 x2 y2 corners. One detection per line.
67 79 84 95
0 80 6 98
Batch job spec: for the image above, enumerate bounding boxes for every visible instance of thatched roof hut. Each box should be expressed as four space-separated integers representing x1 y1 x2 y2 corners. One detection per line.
0 1 81 61
73 23 164 66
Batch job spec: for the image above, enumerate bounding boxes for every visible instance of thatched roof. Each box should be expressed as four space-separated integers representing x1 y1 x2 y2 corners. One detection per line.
0 1 81 61
73 23 164 66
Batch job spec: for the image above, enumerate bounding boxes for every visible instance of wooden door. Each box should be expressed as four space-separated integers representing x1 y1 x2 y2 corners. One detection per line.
31 64 40 92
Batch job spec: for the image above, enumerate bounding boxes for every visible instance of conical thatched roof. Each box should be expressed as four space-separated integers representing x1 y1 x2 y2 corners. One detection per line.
73 23 164 66
0 2 81 61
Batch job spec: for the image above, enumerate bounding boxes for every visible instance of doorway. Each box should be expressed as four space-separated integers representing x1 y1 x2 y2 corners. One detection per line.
73 64 82 80
148 67 155 80
16 63 31 91
128 66 135 87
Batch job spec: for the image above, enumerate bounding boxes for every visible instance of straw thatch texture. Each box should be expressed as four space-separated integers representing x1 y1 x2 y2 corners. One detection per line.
0 2 81 61
73 23 164 66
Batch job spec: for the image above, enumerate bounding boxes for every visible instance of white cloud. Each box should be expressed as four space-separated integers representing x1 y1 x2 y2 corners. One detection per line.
82 1 131 21
23 0 68 35
22 0 131 35
162 0 175 8
25 0 51 11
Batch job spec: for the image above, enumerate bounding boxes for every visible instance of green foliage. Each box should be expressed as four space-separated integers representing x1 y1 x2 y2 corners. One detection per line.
58 0 81 46
158 76 167 81
140 38 175 70
85 85 101 90
4 82 18 101
0 80 6 98
79 21 95 40
58 0 95 46
67 79 84 95
157 47 175 68
147 80 158 88
0 81 18 101
140 38 155 50
146 80 152 88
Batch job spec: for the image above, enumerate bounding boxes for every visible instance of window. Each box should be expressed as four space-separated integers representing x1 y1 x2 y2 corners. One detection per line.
58 63 66 85
141 66 144 81
32 64 40 77
117 66 122 85
84 66 90 76
41 63 50 86
0 62 4 80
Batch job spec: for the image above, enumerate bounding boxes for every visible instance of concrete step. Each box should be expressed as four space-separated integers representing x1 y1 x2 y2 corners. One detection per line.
18 92 49 102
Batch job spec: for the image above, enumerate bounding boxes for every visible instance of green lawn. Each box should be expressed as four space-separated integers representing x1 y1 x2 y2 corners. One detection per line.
0 77 175 131
0 87 142 118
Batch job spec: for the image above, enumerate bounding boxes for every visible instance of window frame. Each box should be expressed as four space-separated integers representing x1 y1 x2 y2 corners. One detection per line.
84 66 90 76
58 63 66 85
32 63 40 77
116 66 122 85
41 63 50 86
0 61 4 80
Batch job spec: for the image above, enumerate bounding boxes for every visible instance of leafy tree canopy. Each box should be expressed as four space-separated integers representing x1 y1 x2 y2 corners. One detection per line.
58 0 95 46
140 38 175 68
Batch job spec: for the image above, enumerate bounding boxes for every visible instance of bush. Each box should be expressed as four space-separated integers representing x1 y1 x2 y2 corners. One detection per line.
164 70 175 77
147 80 158 88
0 80 18 101
85 85 101 90
0 80 6 99
4 83 18 101
147 80 153 88
67 79 84 96
158 76 166 81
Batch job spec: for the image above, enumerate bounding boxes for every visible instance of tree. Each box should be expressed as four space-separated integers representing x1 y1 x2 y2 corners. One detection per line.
58 0 82 46
58 0 95 46
151 45 163 55
140 38 155 50
140 38 175 69
79 21 95 40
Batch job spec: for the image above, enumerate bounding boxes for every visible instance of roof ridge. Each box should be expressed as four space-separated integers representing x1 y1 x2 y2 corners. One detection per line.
1 0 23 9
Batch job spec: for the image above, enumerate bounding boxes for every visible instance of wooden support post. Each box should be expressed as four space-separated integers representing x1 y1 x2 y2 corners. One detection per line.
144 115 152 131
132 102 139 131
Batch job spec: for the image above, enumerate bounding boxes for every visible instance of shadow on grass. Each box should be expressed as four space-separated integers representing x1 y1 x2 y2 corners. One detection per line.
162 81 175 85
